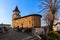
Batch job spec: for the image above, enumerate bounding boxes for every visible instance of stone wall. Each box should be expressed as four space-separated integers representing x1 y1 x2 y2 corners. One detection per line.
12 16 41 28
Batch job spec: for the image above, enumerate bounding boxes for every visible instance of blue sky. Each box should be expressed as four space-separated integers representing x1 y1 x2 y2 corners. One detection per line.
0 0 42 24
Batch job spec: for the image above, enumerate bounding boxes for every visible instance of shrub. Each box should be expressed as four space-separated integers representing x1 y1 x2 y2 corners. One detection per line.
48 31 58 40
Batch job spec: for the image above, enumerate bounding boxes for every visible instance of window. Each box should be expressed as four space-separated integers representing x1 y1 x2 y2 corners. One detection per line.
29 21 31 24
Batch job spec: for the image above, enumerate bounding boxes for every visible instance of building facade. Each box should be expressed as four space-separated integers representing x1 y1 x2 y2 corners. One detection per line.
0 23 11 27
12 6 42 29
53 22 60 31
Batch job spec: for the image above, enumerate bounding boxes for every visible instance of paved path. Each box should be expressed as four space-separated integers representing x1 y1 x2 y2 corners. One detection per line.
58 34 60 40
0 29 31 40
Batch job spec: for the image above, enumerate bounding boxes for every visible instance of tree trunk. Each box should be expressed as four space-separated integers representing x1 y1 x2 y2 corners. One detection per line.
49 20 54 31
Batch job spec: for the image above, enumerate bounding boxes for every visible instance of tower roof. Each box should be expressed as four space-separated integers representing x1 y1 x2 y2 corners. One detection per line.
13 6 20 13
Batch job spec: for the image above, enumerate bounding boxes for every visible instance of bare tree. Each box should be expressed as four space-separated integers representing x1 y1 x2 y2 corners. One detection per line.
39 0 60 31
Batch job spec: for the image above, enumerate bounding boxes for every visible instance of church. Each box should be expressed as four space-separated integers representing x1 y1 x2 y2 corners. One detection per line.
12 6 42 29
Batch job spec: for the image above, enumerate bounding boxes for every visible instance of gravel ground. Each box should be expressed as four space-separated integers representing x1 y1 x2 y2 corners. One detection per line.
0 29 31 40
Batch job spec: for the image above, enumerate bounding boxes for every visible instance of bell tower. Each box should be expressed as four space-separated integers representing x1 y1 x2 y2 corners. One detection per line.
12 6 21 19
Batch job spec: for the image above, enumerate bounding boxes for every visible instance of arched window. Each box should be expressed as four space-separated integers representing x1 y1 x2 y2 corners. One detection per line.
21 23 23 28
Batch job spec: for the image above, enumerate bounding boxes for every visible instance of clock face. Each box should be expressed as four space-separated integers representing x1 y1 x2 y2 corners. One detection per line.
13 14 16 19
14 15 16 17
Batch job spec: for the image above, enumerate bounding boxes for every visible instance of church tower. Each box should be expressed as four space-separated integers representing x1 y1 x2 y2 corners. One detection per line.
12 6 21 28
12 6 21 19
